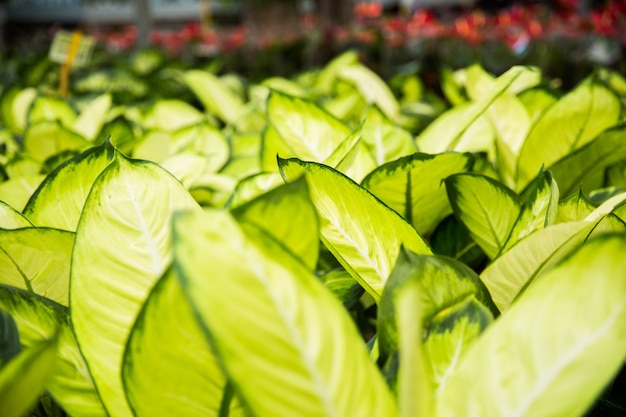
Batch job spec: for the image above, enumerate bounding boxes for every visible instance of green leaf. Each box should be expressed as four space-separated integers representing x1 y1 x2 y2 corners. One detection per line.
314 50 359 95
0 285 106 417
339 64 401 119
430 216 485 269
279 158 431 302
362 152 474 236
0 86 37 133
445 173 521 259
70 153 200 417
123 268 245 417
142 99 205 131
23 121 89 163
500 169 559 254
173 209 397 417
395 279 432 417
517 79 621 189
378 249 495 364
232 176 319 270
0 334 58 417
171 122 230 172
0 227 74 306
437 235 626 417
228 172 284 208
0 309 20 366
28 95 76 127
23 141 116 231
550 124 626 196
556 190 596 223
423 297 492 397
517 87 557 123
0 201 33 229
0 174 46 212
360 106 417 166
72 94 112 141
266 92 351 163
321 269 364 309
183 70 246 124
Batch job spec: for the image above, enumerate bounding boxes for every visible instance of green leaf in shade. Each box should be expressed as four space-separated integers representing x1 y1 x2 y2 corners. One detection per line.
423 297 492 397
266 91 351 163
227 172 284 208
183 70 246 124
500 168 559 254
279 157 431 302
23 121 89 163
418 66 538 154
70 153 200 417
437 235 626 417
0 334 58 417
550 124 626 196
96 115 137 154
0 174 46 212
232 177 319 270
0 227 73 306
445 173 521 259
378 249 496 364
360 106 417 166
556 189 597 223
321 269 364 309
430 216 486 270
23 141 116 232
395 279 432 417
173 209 397 417
0 86 37 133
362 152 474 236
28 95 76 127
0 285 106 417
439 67 467 106
142 99 205 132
517 87 558 124
338 64 401 119
123 268 245 417
0 201 32 229
72 94 112 141
0 309 20 366
517 79 621 189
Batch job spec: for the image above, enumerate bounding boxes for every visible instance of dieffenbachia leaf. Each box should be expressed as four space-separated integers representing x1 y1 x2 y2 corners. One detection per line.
279 157 431 302
0 333 58 417
418 66 540 154
378 248 496 364
232 176 319 270
23 121 89 163
556 189 597 223
517 78 621 189
517 87 557 124
0 285 106 417
360 105 417 167
265 91 351 164
338 64 401 119
28 95 76 127
173 209 397 417
70 152 200 417
499 168 559 255
0 309 20 366
23 140 116 232
0 86 37 134
313 50 360 95
227 172 284 208
445 173 521 259
171 122 230 172
183 70 246 124
321 269 364 309
480 192 626 312
0 227 74 306
362 152 474 236
437 234 626 417
72 94 112 141
550 124 626 196
142 99 205 132
123 268 245 417
0 201 32 229
0 174 46 212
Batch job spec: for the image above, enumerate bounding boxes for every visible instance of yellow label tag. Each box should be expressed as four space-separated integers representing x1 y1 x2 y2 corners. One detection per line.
49 30 95 68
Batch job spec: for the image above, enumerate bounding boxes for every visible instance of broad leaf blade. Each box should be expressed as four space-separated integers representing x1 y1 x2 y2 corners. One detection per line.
339 64 401 119
183 70 246 124
73 94 112 141
0 285 106 417
232 176 319 270
23 140 116 231
279 158 431 302
174 209 397 417
445 173 521 259
0 309 20 366
0 201 32 229
123 268 245 417
362 152 474 236
0 335 58 417
0 227 74 306
70 153 200 417
438 235 626 417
